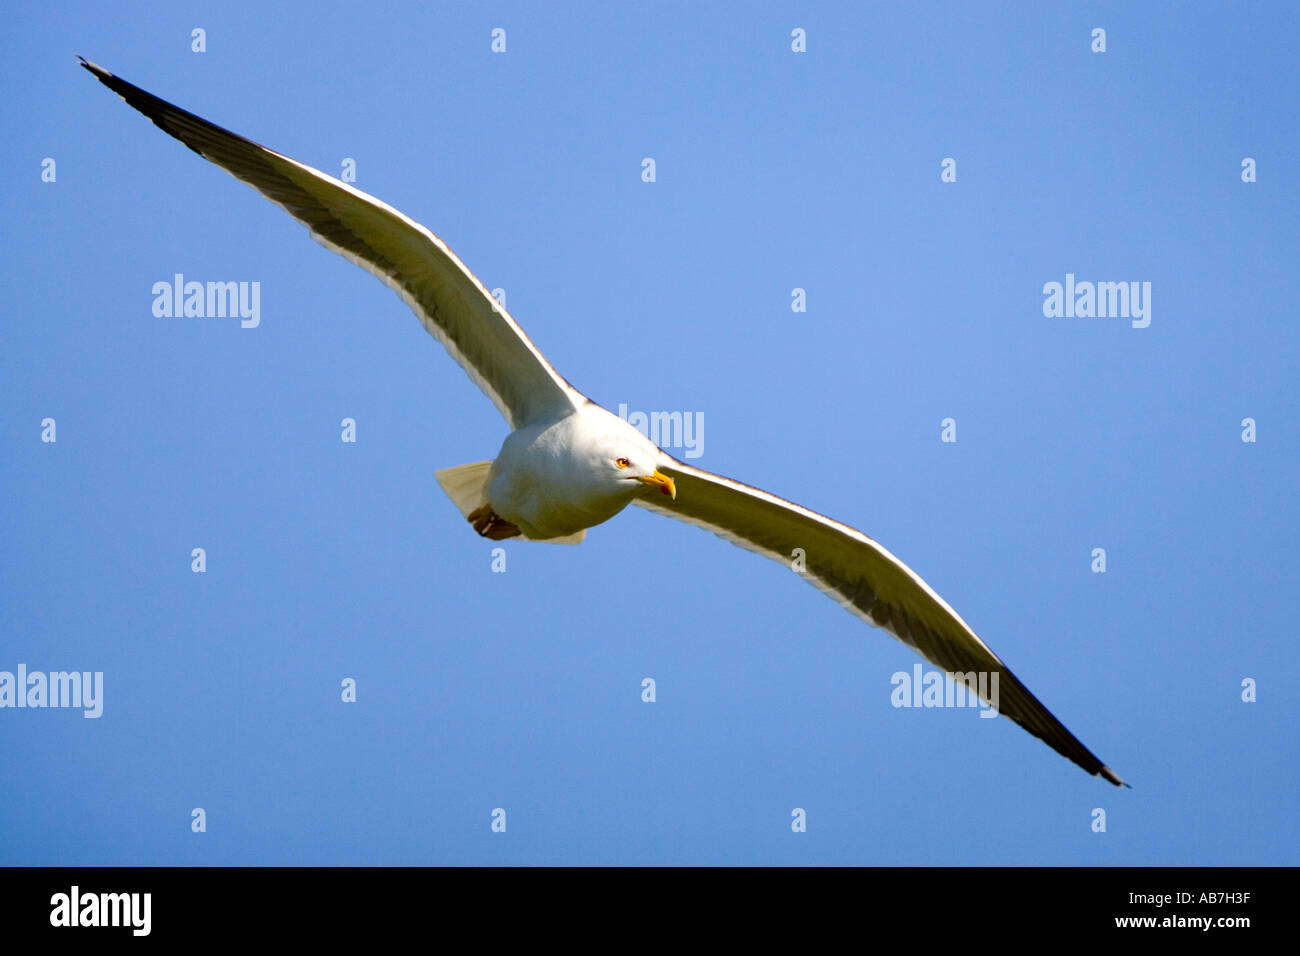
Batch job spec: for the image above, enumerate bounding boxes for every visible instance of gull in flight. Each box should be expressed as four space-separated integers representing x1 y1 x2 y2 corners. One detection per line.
81 58 1126 786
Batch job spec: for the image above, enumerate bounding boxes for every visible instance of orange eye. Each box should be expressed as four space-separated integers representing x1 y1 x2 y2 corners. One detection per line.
615 457 630 468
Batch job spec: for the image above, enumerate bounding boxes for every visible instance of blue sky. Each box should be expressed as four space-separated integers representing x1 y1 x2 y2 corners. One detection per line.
2 1 1297 865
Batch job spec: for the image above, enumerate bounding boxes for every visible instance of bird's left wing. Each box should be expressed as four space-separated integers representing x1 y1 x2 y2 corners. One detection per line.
635 457 1127 786
79 57 582 430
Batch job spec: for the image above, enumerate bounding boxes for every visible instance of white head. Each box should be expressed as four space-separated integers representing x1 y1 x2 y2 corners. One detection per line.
576 403 676 502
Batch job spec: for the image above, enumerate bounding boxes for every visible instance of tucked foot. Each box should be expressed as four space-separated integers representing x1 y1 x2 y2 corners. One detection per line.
467 504 522 540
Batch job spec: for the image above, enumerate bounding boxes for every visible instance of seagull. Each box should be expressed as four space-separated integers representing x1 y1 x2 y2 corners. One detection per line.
80 57 1127 787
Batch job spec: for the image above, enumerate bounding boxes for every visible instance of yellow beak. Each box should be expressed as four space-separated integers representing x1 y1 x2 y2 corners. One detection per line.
634 470 677 500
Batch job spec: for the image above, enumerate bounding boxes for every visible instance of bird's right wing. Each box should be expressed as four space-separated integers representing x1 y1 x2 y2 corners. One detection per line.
80 57 582 429
636 457 1127 786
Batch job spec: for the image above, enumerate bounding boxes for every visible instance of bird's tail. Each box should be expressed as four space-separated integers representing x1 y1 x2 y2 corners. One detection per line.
435 461 585 545
435 460 496 520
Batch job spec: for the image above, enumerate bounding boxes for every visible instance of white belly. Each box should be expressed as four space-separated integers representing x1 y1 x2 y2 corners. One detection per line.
488 409 648 539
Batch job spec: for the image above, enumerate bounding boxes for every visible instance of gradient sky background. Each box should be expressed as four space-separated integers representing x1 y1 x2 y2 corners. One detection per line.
3 1 1297 865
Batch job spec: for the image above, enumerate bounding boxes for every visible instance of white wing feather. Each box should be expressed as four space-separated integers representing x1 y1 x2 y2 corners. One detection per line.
636 457 1126 786
79 57 582 430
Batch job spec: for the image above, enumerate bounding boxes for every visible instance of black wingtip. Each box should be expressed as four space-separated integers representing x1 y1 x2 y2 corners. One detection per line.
1100 765 1131 788
78 56 111 81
